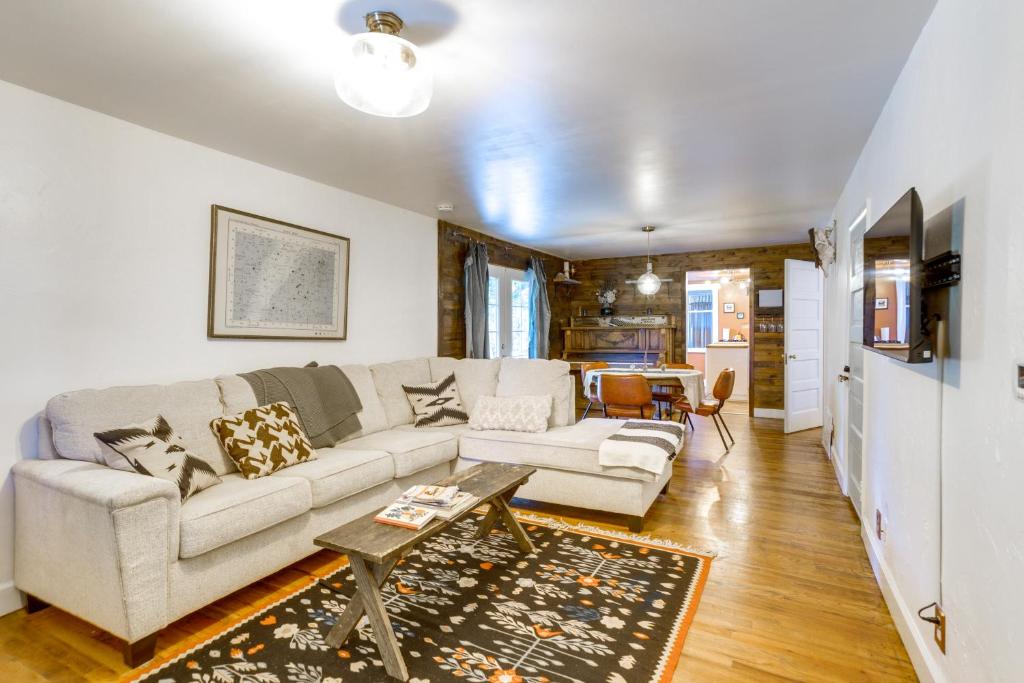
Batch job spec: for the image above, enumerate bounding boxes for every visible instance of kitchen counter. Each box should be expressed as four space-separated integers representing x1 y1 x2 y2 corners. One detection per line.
705 342 749 398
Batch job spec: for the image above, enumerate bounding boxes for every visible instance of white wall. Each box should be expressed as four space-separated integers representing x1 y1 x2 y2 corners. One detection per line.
823 1 1024 680
0 80 438 614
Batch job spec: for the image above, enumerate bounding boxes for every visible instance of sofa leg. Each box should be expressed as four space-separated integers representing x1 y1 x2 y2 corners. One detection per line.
24 594 50 614
124 632 158 668
660 482 670 496
626 515 645 533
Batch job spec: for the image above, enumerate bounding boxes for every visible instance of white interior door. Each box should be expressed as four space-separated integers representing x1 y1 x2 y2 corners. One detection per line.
845 210 868 514
784 259 824 433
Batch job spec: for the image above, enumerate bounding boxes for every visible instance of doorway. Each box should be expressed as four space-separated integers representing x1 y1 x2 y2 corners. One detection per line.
685 268 752 415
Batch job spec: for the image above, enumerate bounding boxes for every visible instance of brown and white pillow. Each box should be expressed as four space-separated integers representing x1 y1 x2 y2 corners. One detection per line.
94 415 222 500
469 395 552 433
210 402 317 479
402 373 469 427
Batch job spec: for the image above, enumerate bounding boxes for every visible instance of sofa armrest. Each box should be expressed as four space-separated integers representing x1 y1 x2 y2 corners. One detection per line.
565 374 576 425
12 459 180 642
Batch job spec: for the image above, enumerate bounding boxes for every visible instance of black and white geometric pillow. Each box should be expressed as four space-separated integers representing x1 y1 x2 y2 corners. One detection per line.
402 373 470 427
94 415 222 501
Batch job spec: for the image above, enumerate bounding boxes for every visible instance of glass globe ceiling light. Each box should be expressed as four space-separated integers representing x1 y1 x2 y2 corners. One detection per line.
627 226 673 296
335 11 432 118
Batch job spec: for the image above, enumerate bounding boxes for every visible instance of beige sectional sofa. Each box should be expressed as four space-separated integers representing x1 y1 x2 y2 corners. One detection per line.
12 357 673 665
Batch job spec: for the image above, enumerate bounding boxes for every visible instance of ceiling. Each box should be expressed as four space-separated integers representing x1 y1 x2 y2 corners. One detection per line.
0 0 936 259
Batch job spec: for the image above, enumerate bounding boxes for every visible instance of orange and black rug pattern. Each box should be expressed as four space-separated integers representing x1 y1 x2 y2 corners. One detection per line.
131 515 711 683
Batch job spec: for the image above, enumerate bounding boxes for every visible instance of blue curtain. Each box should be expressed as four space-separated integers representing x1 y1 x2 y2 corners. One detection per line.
463 243 490 358
527 256 551 359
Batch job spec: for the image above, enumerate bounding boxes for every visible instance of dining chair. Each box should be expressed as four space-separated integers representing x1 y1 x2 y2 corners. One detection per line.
651 363 695 422
598 374 656 419
580 361 610 419
674 368 736 449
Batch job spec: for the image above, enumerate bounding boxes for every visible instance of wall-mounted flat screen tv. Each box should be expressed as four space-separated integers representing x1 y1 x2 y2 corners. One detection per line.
862 188 932 363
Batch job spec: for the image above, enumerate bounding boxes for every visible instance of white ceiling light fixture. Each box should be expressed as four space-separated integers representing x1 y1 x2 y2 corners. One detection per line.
335 11 432 118
626 225 673 296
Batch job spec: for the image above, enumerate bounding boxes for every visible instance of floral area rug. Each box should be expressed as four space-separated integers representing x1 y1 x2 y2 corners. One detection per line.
130 514 712 683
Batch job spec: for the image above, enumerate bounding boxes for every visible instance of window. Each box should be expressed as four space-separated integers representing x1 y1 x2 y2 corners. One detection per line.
487 265 532 358
686 286 718 352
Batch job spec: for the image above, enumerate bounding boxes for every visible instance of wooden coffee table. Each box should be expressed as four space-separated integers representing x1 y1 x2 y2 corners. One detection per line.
313 462 537 681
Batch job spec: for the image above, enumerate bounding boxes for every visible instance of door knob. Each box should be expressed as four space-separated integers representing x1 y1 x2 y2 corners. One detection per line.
787 354 797 360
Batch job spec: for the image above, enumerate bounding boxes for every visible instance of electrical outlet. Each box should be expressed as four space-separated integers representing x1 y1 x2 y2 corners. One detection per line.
934 604 946 654
875 509 885 541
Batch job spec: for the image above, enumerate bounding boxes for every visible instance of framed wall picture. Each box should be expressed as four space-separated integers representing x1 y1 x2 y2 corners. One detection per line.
723 302 736 313
875 298 889 310
736 311 745 319
208 205 350 340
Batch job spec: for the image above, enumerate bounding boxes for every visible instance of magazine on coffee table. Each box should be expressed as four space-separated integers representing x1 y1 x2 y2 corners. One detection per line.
374 502 436 530
399 487 479 520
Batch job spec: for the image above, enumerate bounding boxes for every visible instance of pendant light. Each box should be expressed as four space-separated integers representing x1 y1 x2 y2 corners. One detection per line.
629 225 671 296
335 11 432 118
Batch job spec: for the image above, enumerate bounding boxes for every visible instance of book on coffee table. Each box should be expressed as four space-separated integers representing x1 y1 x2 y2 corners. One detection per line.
374 502 436 530
402 484 460 507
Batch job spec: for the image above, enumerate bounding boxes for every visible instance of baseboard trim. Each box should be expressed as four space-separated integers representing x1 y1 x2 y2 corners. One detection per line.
752 408 784 419
860 524 945 683
0 580 23 616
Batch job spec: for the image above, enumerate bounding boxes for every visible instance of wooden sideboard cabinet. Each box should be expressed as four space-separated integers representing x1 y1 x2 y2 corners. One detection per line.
561 315 676 364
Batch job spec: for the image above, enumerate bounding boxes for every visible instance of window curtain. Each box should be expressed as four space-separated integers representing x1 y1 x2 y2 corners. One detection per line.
527 256 551 359
463 242 490 358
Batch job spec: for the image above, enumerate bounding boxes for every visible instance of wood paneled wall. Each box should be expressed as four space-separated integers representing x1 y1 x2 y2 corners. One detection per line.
436 220 570 358
567 243 816 411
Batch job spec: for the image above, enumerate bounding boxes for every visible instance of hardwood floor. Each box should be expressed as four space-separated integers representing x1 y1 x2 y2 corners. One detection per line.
0 413 916 682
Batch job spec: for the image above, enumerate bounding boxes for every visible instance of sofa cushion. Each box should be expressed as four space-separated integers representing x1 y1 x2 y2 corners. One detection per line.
496 358 572 428
46 379 235 474
339 429 458 477
272 448 394 508
428 357 500 413
369 358 432 428
393 422 473 437
218 366 389 445
179 473 311 558
458 418 662 482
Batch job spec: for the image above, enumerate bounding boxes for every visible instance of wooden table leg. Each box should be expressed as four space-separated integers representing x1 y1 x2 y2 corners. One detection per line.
474 501 501 539
347 556 408 681
493 494 537 554
325 558 397 649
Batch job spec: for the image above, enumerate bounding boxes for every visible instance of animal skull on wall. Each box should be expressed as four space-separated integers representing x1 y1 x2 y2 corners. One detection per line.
808 224 836 275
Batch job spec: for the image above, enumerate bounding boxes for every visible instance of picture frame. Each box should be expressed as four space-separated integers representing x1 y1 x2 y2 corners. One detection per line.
875 298 889 310
208 205 350 340
736 311 745 319
723 302 736 313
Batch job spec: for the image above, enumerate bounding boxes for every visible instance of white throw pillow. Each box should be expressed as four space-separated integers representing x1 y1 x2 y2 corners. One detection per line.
469 395 552 433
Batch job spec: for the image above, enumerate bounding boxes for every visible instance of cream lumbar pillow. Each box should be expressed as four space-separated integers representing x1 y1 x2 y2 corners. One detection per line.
210 402 317 479
402 373 470 427
94 415 222 501
469 395 552 433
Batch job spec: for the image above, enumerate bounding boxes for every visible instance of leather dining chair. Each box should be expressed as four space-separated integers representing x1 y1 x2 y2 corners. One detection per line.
650 362 695 421
580 361 610 419
598 374 656 419
674 368 736 449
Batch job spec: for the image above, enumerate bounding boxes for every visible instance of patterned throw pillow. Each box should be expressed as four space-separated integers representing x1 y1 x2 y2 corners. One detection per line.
94 416 222 501
469 395 552 433
402 373 469 427
210 402 317 479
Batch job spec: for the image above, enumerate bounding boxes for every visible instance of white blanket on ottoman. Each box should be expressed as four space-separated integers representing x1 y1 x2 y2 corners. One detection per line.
598 420 685 475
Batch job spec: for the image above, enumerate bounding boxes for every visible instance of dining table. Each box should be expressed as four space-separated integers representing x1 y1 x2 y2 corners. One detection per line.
582 366 706 412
